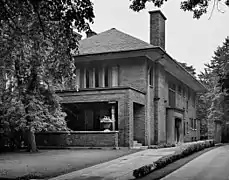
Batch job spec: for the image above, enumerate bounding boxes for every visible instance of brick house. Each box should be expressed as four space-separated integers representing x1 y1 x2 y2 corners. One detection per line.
58 10 206 147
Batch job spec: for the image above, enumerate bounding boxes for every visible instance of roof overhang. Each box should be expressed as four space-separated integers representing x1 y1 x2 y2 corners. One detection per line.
73 47 207 92
73 47 159 62
153 47 207 92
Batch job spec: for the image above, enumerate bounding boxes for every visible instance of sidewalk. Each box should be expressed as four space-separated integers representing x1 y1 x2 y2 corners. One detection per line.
49 147 178 180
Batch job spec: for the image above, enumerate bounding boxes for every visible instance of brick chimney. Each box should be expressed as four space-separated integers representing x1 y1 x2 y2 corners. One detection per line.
149 10 166 50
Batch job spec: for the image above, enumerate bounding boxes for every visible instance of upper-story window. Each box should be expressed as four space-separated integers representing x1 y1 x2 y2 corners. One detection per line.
78 65 119 89
188 88 191 100
178 85 182 95
95 68 99 88
149 67 153 86
168 82 176 107
183 87 186 98
85 69 90 88
104 66 109 87
192 93 196 107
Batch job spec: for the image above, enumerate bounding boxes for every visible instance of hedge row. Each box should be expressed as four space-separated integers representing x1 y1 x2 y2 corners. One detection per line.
148 143 176 149
133 140 215 178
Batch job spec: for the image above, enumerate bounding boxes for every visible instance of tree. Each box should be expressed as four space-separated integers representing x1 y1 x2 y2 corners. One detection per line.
179 62 196 77
0 0 95 152
197 68 215 139
129 0 229 19
198 37 229 140
179 61 209 138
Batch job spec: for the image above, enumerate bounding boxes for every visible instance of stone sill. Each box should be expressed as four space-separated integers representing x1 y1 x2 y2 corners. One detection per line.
56 86 146 94
36 131 119 134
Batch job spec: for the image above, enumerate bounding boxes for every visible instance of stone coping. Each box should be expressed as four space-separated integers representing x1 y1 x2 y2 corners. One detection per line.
36 131 119 134
56 86 146 94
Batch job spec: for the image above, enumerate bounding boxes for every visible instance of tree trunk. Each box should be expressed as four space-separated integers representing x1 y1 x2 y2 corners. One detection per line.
27 128 38 152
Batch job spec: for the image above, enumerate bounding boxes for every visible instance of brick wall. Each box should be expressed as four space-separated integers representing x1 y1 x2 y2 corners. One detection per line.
119 57 147 93
35 131 119 147
152 68 199 144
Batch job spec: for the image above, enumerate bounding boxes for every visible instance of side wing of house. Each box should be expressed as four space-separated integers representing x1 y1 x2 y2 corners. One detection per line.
147 57 205 145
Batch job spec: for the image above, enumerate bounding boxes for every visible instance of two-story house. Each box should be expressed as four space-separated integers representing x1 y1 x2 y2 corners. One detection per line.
58 10 206 147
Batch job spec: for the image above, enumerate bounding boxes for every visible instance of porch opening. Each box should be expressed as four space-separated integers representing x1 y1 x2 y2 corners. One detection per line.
133 102 145 144
62 102 118 131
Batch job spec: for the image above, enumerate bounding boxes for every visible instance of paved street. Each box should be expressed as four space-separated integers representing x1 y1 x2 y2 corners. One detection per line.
162 145 229 180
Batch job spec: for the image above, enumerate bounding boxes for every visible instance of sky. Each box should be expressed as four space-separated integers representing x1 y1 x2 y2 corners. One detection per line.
86 0 229 74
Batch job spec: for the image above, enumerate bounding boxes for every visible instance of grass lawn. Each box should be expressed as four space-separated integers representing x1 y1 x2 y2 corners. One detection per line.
0 148 140 179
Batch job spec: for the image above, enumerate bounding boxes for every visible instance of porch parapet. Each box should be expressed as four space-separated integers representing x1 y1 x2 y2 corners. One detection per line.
35 131 119 148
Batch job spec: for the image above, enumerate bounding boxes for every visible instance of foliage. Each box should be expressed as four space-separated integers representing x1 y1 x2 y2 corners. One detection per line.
0 0 95 151
129 0 229 19
148 143 176 149
197 37 229 139
179 62 196 77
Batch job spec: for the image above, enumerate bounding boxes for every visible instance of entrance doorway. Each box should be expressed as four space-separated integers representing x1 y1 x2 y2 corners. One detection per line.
175 118 181 143
133 103 145 144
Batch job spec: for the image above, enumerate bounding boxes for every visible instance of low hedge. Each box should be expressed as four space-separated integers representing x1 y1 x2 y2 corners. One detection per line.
148 143 176 149
133 140 215 178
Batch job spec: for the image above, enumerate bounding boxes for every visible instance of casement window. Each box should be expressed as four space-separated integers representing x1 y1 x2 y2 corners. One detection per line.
192 94 196 107
186 122 189 133
194 119 197 129
191 118 193 129
188 88 191 100
168 82 176 107
95 68 99 88
183 87 186 98
104 66 109 87
149 67 153 86
184 122 185 135
190 118 196 130
178 85 182 95
111 66 119 87
85 69 90 88
78 65 119 89
80 68 85 88
186 100 189 111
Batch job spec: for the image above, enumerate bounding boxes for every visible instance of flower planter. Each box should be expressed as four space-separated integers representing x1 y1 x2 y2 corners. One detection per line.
102 122 112 131
100 116 113 131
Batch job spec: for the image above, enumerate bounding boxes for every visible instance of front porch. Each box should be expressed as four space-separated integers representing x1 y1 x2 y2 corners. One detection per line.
62 102 118 132
56 87 146 147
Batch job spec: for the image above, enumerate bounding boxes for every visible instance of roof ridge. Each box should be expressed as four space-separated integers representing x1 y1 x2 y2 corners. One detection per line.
109 28 152 46
78 28 154 55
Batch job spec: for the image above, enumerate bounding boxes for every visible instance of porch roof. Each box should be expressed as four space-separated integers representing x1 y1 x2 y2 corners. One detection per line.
57 86 145 105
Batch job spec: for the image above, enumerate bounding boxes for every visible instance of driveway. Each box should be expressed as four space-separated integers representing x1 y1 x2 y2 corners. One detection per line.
0 148 139 179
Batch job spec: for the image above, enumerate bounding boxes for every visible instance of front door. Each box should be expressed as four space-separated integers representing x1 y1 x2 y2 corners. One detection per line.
175 118 181 142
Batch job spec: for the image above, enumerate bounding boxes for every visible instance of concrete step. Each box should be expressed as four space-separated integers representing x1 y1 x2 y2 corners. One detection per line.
131 146 148 149
133 140 143 147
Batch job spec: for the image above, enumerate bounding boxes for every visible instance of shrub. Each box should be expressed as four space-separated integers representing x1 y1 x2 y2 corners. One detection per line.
133 140 215 178
148 143 176 149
